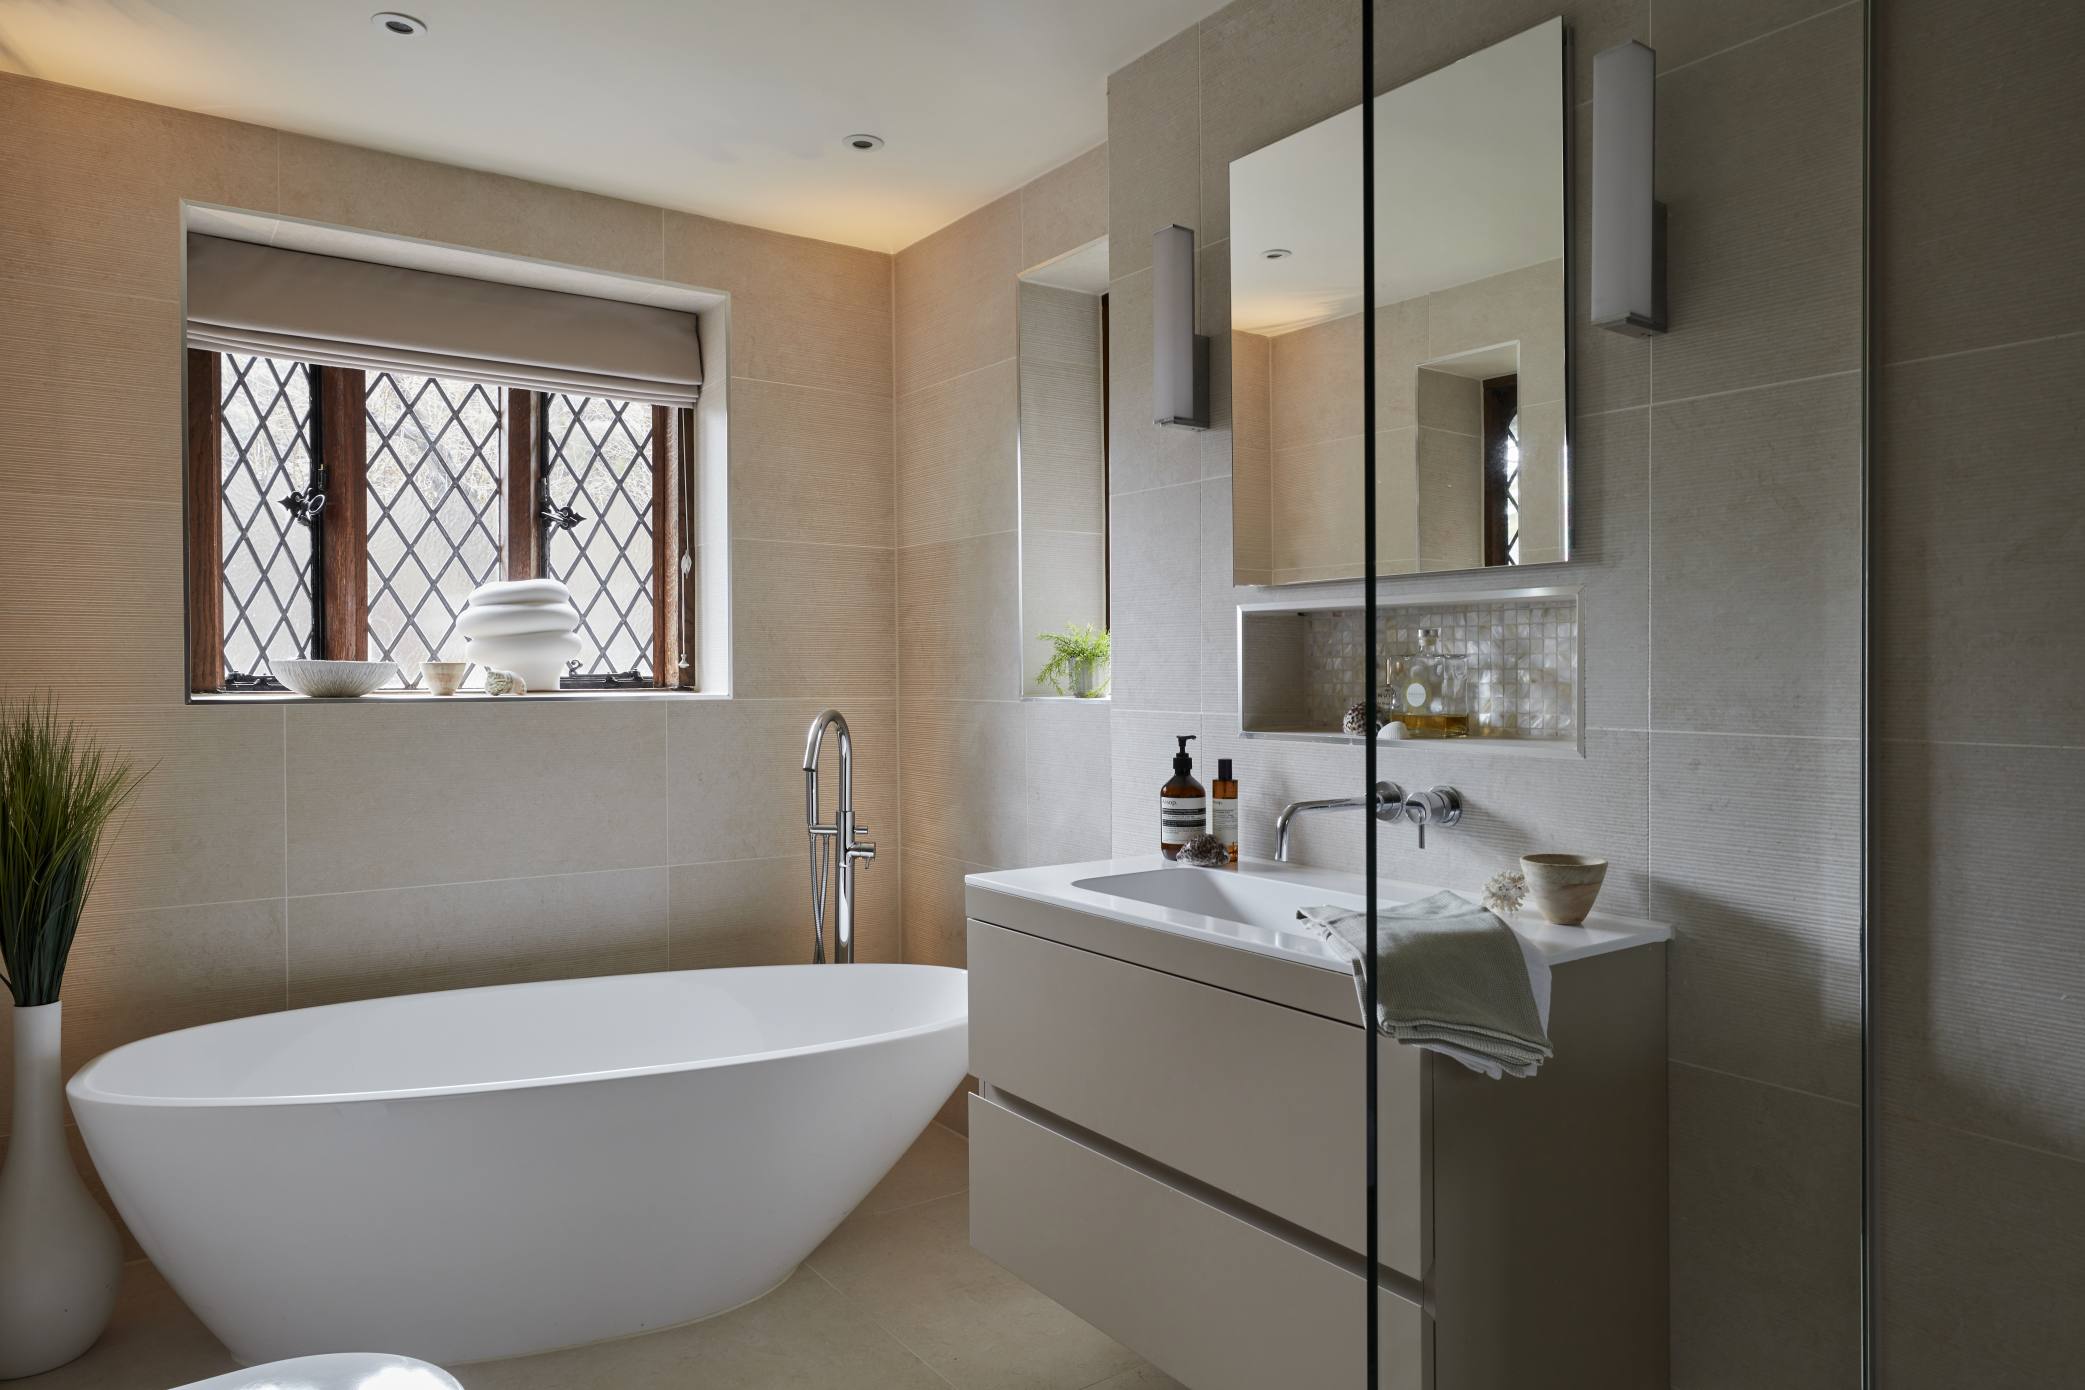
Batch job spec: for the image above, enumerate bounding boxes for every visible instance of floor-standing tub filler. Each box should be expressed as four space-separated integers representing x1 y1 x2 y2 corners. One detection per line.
69 964 968 1365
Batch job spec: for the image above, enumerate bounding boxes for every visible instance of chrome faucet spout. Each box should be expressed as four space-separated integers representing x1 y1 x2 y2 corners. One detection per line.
1274 782 1404 862
803 708 874 964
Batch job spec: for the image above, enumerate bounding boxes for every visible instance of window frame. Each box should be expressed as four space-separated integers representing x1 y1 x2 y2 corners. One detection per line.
185 351 687 695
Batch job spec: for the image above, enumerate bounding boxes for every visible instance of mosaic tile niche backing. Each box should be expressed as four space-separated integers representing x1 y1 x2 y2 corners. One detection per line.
1301 599 1578 739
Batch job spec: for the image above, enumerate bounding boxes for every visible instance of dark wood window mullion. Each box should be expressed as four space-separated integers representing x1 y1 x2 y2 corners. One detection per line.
317 367 369 659
652 404 676 687
504 389 541 581
185 349 224 692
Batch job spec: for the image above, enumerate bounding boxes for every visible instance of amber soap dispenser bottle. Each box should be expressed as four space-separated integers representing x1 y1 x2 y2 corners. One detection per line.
1160 735 1206 860
1210 758 1239 863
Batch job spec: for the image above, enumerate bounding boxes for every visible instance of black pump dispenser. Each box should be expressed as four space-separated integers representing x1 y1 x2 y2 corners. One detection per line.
1160 735 1206 859
1173 735 1197 775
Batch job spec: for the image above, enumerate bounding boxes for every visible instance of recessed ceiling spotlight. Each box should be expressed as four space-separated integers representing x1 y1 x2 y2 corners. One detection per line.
842 133 886 152
371 12 427 36
1261 247 1293 260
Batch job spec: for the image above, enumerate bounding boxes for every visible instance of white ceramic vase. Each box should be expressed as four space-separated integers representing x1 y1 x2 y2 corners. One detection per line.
457 579 583 692
0 1002 122 1379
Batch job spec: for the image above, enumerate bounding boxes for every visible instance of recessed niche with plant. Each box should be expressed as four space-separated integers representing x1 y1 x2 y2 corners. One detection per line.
1037 623 1111 698
182 234 704 695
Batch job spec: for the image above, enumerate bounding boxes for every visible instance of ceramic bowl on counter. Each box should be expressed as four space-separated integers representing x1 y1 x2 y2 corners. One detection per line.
269 659 397 699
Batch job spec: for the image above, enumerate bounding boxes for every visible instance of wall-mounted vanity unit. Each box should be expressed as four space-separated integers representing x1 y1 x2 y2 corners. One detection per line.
964 858 1671 1389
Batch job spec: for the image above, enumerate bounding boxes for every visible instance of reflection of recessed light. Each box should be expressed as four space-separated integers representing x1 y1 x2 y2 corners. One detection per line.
371 11 426 35
843 133 885 152
1262 247 1293 259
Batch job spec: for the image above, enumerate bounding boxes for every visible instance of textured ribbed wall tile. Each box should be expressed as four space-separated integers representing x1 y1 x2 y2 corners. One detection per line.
1106 269 1204 494
1653 732 1861 1101
666 698 897 867
898 699 1025 867
285 700 667 895
1107 29 1200 279
897 360 1018 548
0 282 181 504
1020 531 1106 698
1873 0 2085 363
1109 481 1203 710
664 211 893 399
1426 260 1565 408
1655 0 1850 72
279 134 663 279
673 854 900 970
1196 0 1363 247
894 194 1021 395
734 539 896 701
1109 709 1212 859
1877 741 2085 1160
1270 314 1364 448
287 867 669 1008
0 491 184 707
1877 1114 2085 1388
1372 0 1643 103
1019 359 1107 534
1651 4 1863 401
729 379 893 548
1650 373 1861 738
1874 337 2085 748
1199 478 1241 714
1023 698 1116 867
1670 1063 1860 1390
1574 406 1649 731
0 73 275 299
902 848 982 969
1021 144 1108 271
898 536 1019 702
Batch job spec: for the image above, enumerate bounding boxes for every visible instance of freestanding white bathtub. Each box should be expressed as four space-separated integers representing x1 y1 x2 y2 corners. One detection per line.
69 964 968 1365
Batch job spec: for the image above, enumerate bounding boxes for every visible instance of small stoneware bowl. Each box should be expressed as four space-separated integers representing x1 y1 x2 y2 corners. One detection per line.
270 658 396 699
421 661 468 697
1521 853 1609 926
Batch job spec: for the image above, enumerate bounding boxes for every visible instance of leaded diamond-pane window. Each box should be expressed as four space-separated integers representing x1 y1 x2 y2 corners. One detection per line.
364 372 504 688
543 394 656 678
218 352 317 678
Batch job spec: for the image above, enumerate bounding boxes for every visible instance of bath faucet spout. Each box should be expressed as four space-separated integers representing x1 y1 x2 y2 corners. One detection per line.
804 709 875 963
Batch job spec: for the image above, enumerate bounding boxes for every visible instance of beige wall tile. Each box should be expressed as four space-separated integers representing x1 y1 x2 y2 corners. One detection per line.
1198 478 1241 713
1107 29 1201 279
1571 406 1649 731
666 698 898 867
0 73 275 300
1372 0 1644 104
1874 337 2085 748
0 491 184 707
1415 367 1482 436
1108 481 1203 710
734 539 896 702
0 281 181 504
1023 698 1116 866
1655 0 1850 71
1269 313 1363 448
1269 435 1365 578
901 848 979 970
1651 4 1863 401
1653 732 1861 1101
1877 1115 2085 1388
1019 357 1107 535
278 134 662 279
1649 373 1861 738
1196 0 1363 247
285 701 668 895
1670 1062 1860 1390
1106 268 1203 494
1021 531 1107 698
664 211 893 398
670 854 900 971
287 867 668 1009
1414 426 1483 570
1425 259 1565 408
898 359 1018 548
729 379 893 548
1021 144 1108 271
897 536 1019 702
898 699 1025 868
1876 741 2085 1161
894 194 1020 395
1873 0 2085 363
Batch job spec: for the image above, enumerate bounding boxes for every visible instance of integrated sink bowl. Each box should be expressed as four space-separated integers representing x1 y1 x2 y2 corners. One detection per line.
1070 866 1367 935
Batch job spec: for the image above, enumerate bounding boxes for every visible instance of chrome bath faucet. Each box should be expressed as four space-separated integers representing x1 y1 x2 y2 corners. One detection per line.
802 708 876 963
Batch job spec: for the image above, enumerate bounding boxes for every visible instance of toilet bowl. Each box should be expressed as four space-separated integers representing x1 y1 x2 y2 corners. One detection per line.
174 1353 461 1390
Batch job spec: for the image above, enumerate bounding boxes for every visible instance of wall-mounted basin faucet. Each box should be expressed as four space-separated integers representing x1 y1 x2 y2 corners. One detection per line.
1401 786 1463 850
1274 782 1404 862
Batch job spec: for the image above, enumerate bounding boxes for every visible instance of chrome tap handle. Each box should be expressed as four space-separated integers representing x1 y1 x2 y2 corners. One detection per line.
1401 786 1463 849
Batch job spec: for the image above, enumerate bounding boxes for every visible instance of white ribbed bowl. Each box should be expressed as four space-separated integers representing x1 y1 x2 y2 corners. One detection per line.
270 659 397 699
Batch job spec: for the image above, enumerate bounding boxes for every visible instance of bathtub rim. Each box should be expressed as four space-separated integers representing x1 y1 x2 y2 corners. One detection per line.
67 962 968 1112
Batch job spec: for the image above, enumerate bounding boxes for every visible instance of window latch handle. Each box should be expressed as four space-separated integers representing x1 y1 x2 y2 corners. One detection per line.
277 488 326 525
541 502 585 532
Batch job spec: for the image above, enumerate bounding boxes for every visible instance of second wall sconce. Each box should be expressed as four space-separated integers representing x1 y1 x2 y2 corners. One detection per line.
1153 224 1210 429
1592 40 1667 336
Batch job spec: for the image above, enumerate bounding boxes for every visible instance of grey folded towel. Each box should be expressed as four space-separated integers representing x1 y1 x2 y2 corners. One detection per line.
1298 892 1553 1078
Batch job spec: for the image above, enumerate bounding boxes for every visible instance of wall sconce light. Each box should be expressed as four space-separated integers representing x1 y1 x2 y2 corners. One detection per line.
1153 224 1210 429
1592 41 1667 336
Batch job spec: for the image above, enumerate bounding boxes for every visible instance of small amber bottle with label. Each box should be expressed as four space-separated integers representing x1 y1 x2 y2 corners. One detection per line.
1159 735 1206 860
1209 759 1239 863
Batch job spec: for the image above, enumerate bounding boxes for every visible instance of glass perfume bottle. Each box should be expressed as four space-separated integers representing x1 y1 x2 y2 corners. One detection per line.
1386 629 1470 738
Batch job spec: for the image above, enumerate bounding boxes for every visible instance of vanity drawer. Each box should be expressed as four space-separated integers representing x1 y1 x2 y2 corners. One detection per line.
970 1093 1424 1390
967 918 1425 1275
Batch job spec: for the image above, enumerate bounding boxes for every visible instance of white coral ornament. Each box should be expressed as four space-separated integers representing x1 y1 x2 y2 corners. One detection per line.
1482 869 1528 918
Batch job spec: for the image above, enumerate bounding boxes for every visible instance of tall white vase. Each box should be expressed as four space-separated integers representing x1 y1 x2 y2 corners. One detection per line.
0 1002 121 1378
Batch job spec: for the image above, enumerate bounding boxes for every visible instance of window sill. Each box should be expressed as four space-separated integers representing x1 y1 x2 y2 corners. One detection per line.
189 688 722 706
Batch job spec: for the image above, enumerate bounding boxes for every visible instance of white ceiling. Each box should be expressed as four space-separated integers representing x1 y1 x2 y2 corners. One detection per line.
0 0 1228 253
1229 19 1564 334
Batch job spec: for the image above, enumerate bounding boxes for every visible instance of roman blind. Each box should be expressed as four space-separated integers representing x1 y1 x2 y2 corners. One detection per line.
185 233 703 406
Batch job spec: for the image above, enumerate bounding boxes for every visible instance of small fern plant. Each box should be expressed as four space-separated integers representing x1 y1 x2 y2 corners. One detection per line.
1037 624 1111 698
0 700 146 1007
